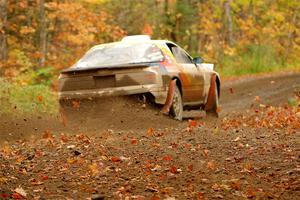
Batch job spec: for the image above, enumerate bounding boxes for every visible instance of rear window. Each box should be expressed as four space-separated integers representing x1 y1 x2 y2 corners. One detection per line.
73 43 164 69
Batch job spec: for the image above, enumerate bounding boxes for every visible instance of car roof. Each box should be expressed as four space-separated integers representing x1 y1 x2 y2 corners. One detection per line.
90 39 177 50
89 35 192 58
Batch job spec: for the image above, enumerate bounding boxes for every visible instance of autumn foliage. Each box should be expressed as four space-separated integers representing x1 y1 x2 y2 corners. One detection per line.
0 0 300 83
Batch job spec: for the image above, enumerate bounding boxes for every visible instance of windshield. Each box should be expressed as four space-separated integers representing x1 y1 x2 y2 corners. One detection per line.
73 43 164 69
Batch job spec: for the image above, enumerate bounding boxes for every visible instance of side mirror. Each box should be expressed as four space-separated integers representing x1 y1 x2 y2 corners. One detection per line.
193 57 203 64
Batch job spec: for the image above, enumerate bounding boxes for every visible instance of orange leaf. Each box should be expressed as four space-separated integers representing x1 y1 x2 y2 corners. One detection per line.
163 155 172 161
41 175 49 181
150 194 160 200
60 134 69 143
42 130 53 139
188 164 193 171
245 188 256 198
89 163 99 175
244 162 253 172
111 156 121 162
188 120 197 127
72 100 80 108
147 127 154 136
197 192 204 199
207 161 216 170
131 138 138 145
11 193 23 199
37 95 43 102
203 149 209 157
231 180 241 190
67 158 77 164
170 166 178 174
254 96 260 102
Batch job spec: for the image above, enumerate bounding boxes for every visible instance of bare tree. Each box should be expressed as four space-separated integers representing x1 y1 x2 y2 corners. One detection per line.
224 0 234 46
0 0 8 61
39 0 47 67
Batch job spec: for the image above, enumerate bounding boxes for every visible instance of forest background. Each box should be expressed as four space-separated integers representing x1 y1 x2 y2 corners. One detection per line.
0 0 299 114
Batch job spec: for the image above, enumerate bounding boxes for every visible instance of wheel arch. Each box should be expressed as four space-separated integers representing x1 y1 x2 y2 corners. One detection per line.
171 76 182 95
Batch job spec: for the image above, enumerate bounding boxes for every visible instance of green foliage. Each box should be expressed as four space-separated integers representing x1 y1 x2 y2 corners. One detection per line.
14 66 57 86
220 44 283 76
0 78 58 115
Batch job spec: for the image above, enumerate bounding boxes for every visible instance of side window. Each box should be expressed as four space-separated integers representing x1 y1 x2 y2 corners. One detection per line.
166 43 193 64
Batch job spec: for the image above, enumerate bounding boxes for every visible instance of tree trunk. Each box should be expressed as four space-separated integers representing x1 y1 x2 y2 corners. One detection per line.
285 7 298 62
224 0 234 46
39 0 47 67
0 0 8 61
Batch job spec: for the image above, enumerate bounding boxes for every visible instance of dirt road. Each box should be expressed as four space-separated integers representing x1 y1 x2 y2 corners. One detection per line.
1 72 299 141
0 72 299 199
220 72 300 114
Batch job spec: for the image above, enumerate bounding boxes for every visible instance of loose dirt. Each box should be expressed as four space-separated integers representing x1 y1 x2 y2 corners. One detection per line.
0 72 299 199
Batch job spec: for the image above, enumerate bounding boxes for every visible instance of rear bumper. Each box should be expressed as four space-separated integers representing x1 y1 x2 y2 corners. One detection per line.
58 84 164 100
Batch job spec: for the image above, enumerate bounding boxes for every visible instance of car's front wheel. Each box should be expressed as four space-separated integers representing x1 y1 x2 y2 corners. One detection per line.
170 84 183 121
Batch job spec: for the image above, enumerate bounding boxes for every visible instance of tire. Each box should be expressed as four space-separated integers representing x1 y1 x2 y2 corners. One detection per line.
206 83 219 118
170 84 183 121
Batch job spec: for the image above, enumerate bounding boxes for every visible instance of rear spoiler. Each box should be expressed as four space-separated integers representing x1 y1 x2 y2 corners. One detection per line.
61 62 153 73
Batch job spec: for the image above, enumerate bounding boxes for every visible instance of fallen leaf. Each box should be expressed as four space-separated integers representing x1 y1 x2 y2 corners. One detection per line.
147 128 154 136
254 96 260 102
231 180 241 190
188 120 197 127
37 95 43 102
203 149 209 157
60 134 69 143
131 138 138 145
1 143 11 155
245 187 256 198
197 192 204 200
233 137 240 142
163 155 172 161
41 175 49 181
243 162 253 172
170 166 178 174
213 126 219 134
42 130 53 139
0 193 10 198
207 161 216 170
67 158 77 164
72 100 80 108
11 193 23 199
150 194 160 200
211 183 220 191
89 163 99 175
14 186 27 197
164 197 175 200
67 144 76 149
111 156 121 162
0 176 8 184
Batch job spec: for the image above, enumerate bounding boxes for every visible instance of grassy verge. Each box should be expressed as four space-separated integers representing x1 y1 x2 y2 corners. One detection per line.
218 44 300 77
0 78 58 116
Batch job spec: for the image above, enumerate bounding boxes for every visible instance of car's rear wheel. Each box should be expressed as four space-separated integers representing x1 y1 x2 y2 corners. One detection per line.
170 84 183 121
206 83 219 117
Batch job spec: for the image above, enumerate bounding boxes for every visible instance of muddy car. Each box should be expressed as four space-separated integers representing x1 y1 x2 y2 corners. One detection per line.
58 35 220 120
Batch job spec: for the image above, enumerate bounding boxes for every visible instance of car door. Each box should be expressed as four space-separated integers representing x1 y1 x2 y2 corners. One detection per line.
169 45 205 103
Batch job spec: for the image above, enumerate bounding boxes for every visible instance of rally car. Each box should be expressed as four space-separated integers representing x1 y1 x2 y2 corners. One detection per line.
58 35 220 120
